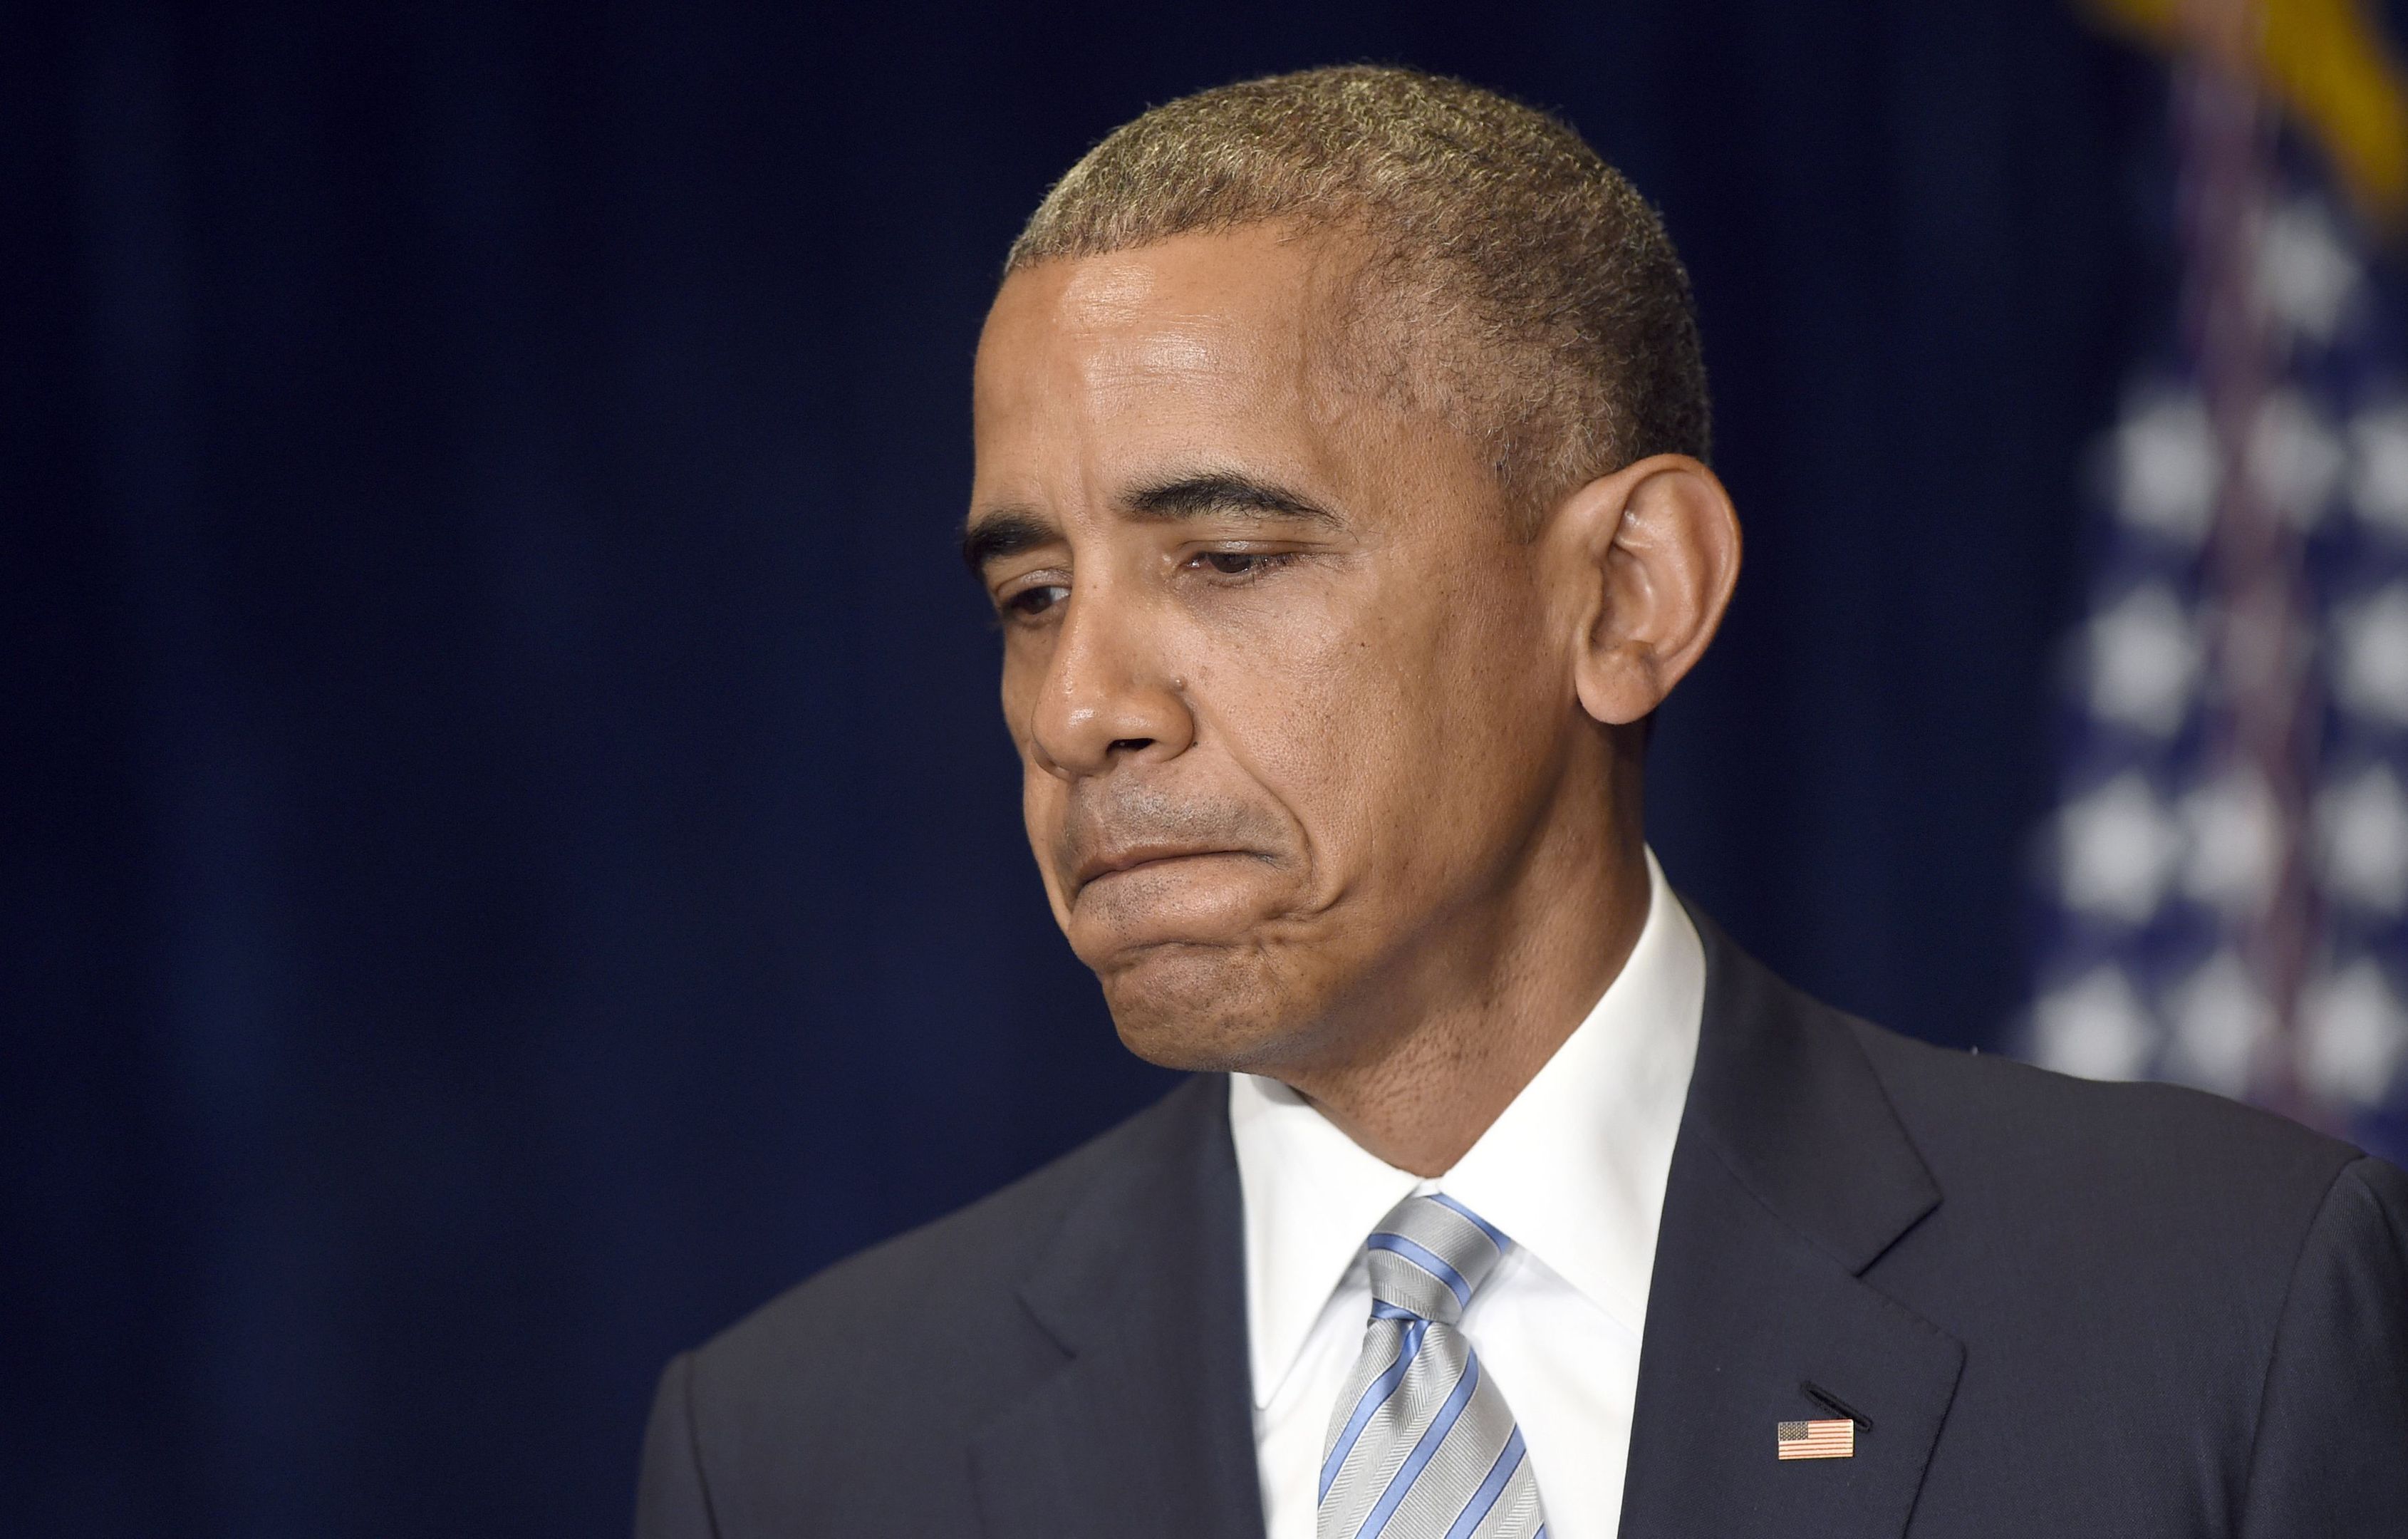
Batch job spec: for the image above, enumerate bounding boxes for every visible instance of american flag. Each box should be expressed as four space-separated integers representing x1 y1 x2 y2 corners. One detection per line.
2027 21 2408 1167
1776 1419 1856 1461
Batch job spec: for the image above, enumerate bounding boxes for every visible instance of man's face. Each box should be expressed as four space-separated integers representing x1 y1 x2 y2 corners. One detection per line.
967 227 1586 1074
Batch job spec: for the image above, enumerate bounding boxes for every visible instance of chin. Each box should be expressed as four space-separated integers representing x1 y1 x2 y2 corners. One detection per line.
1095 941 1309 1073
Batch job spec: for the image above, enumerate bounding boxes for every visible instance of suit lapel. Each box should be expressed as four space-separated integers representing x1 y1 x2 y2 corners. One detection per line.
969 1076 1265 1539
1618 911 1963 1539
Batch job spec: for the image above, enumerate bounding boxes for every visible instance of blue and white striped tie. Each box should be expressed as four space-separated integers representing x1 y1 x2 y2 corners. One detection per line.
1316 1193 1548 1539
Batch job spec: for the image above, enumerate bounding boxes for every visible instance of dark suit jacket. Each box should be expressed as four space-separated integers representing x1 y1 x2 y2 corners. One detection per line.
636 914 2408 1536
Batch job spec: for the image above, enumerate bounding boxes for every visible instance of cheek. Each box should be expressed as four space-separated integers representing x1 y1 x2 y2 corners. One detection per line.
1020 766 1075 918
997 641 1044 748
1001 650 1071 893
1195 585 1441 877
1234 560 1552 898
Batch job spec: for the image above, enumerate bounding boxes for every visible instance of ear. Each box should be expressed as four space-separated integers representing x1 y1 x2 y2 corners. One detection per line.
1549 455 1741 726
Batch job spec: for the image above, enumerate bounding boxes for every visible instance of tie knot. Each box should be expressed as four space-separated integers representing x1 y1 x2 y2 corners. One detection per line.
1361 1193 1512 1326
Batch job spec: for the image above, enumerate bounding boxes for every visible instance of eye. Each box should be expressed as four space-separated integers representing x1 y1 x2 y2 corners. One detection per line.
1004 583 1069 619
1188 550 1297 579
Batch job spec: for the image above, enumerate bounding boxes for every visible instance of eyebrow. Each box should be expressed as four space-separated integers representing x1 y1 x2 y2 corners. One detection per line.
960 507 1056 575
1123 470 1344 528
960 471 1344 576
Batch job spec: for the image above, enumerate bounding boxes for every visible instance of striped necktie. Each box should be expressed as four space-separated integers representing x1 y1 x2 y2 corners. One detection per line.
1316 1193 1549 1539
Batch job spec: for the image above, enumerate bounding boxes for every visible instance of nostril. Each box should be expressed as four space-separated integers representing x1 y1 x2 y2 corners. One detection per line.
1108 737 1154 755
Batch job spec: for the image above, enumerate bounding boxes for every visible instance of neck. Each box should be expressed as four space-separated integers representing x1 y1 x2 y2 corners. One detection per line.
1273 760 1651 1176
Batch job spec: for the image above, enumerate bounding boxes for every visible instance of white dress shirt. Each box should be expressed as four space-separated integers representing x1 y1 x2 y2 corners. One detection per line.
1228 849 1704 1539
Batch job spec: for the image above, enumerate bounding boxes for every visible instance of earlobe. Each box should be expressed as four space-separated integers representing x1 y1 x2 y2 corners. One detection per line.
1564 455 1741 726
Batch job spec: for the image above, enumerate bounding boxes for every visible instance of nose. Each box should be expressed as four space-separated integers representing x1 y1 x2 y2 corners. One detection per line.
1026 579 1195 780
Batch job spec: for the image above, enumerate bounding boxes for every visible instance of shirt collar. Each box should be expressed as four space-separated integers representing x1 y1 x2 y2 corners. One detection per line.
1228 848 1705 1410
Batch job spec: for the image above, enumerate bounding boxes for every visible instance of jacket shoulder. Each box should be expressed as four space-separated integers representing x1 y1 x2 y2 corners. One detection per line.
659 1073 1221 1538
1832 1012 2408 1530
694 1072 1218 1389
1842 1010 2366 1350
1847 1013 2360 1210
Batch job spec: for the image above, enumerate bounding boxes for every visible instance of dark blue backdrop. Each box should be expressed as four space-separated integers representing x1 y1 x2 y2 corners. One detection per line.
3 2 2235 1534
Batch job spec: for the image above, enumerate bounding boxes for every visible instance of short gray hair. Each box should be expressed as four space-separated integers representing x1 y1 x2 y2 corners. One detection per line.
1007 65 1711 522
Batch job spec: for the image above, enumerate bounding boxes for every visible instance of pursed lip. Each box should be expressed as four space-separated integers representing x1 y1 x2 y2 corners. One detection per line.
1071 844 1250 896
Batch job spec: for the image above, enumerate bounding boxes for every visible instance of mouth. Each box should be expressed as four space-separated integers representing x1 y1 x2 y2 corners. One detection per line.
1071 845 1251 896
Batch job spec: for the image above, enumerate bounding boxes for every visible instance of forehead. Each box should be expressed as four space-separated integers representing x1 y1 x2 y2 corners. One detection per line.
967 226 1512 547
972 229 1378 485
982 226 1348 419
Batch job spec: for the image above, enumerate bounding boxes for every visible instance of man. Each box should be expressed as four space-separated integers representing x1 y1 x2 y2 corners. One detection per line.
636 66 2408 1538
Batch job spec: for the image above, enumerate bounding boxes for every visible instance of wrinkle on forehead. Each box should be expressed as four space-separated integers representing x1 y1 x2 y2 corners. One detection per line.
973 227 1484 520
1060 239 1324 399
1050 251 1168 328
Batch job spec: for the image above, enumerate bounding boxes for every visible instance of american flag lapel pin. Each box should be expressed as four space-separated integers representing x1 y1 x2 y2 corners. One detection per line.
1776 1419 1856 1460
